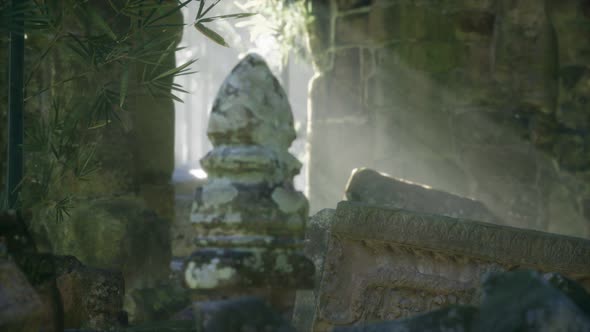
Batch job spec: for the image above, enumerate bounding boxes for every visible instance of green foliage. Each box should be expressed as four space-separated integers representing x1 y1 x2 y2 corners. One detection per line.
0 0 51 33
194 0 256 47
237 0 312 65
1 0 252 221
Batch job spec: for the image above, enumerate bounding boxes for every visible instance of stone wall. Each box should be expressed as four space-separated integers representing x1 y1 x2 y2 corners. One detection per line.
305 0 590 237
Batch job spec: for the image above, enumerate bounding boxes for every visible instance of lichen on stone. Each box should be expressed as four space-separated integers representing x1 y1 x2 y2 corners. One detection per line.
273 251 294 274
201 179 239 207
243 248 265 272
184 259 236 289
186 53 313 291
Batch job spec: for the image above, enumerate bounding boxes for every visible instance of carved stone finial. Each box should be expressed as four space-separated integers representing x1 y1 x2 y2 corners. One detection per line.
207 53 296 150
185 54 313 290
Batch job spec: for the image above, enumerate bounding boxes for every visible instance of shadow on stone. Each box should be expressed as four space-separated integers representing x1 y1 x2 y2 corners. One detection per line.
334 270 590 332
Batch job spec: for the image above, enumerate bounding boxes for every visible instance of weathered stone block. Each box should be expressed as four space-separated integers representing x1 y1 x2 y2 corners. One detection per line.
56 266 125 330
15 253 126 330
397 41 465 73
126 281 190 323
311 201 590 330
333 305 477 331
292 209 336 332
30 196 171 293
333 270 590 332
193 297 295 331
119 320 196 332
460 144 538 184
440 0 494 11
549 2 590 66
492 0 558 114
556 66 590 131
475 271 590 332
553 133 590 172
431 43 494 106
368 4 454 43
374 155 471 199
323 49 364 117
366 60 439 109
335 12 372 46
0 258 44 332
449 10 495 41
337 0 373 11
306 0 333 68
345 168 501 223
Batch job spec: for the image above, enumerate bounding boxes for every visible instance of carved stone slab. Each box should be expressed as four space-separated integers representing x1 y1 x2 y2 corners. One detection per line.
345 168 502 224
312 201 590 331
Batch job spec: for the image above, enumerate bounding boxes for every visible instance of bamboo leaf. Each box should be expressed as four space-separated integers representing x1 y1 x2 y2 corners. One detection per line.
66 33 90 58
143 23 186 29
170 85 190 94
24 32 61 88
76 145 98 179
149 40 177 76
197 0 221 20
194 22 228 47
106 0 120 13
196 12 256 24
25 72 91 102
119 64 129 108
151 59 196 81
145 0 191 26
88 121 110 130
197 0 205 18
88 8 117 40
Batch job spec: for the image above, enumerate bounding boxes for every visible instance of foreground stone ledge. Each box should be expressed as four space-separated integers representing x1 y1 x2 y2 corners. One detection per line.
334 201 590 275
333 270 590 332
309 201 590 331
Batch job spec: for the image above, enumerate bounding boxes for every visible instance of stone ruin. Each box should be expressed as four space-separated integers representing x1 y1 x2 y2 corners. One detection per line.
4 52 590 332
178 53 314 330
344 168 503 224
294 201 590 331
177 53 590 331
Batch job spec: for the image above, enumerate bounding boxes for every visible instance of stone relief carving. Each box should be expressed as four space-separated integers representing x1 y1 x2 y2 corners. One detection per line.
360 286 472 321
308 202 590 331
317 235 504 328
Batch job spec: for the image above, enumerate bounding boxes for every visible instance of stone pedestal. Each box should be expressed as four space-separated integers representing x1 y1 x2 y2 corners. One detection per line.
178 54 314 330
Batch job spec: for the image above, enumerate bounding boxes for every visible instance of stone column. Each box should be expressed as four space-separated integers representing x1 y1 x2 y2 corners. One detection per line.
182 54 314 326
